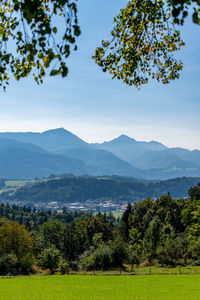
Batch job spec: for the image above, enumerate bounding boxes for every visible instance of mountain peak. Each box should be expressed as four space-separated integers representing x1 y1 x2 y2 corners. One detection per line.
118 134 136 141
107 134 136 145
39 128 90 151
42 128 70 135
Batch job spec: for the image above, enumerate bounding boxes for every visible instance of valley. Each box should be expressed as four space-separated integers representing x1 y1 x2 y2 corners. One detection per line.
0 175 199 212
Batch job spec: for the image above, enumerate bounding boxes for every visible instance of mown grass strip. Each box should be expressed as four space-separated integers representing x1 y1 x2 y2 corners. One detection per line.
0 274 200 300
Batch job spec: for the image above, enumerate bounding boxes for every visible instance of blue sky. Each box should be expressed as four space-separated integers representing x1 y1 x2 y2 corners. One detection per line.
0 0 199 150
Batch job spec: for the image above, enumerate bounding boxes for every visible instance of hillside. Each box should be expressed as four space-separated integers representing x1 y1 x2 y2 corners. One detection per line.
63 148 141 177
0 138 90 179
1 176 199 210
0 136 142 179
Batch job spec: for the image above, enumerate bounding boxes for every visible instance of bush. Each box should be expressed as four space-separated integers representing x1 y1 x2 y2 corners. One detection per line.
157 238 181 266
0 253 17 275
80 244 112 271
110 237 128 268
39 246 61 274
140 259 158 268
59 260 70 274
17 254 35 274
80 253 95 271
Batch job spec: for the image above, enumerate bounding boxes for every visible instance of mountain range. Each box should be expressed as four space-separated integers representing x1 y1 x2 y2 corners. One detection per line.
0 128 199 180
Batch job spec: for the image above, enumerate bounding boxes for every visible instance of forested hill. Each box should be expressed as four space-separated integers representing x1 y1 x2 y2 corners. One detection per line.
0 176 199 208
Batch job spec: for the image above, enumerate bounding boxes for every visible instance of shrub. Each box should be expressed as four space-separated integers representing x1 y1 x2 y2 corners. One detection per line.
39 246 61 274
59 260 70 274
0 253 17 275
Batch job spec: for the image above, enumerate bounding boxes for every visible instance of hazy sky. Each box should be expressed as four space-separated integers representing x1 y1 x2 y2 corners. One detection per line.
0 0 199 150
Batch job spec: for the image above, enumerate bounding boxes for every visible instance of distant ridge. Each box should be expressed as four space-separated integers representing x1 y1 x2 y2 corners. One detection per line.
0 127 89 152
93 133 167 165
96 134 167 149
0 128 199 180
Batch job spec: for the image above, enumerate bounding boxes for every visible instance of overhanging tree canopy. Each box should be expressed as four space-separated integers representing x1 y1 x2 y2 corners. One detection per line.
93 0 200 88
0 0 199 89
0 0 80 90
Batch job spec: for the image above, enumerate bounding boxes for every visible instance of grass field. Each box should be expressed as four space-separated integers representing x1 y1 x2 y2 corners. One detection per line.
4 178 60 187
1 274 200 300
4 180 28 187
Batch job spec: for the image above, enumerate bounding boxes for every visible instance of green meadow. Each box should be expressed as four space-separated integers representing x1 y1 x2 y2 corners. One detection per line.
1 274 200 300
5 180 28 187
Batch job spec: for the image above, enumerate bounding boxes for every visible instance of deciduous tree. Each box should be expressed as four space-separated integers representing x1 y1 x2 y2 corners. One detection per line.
0 0 199 89
93 0 199 88
0 0 80 90
0 220 34 273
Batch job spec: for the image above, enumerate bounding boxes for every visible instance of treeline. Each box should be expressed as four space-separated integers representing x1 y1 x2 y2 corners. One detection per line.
1 183 200 275
0 204 91 229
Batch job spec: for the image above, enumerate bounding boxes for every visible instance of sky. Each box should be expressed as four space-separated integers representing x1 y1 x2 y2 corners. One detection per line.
0 0 199 150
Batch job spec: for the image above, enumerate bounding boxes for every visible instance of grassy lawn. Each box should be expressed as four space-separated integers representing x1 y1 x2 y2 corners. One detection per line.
1 274 200 300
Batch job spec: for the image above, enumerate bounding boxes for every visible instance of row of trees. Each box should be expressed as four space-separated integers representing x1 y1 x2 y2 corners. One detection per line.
0 183 200 275
0 203 92 229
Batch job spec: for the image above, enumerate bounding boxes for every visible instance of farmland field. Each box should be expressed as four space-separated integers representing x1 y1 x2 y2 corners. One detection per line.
5 180 28 187
1 274 200 300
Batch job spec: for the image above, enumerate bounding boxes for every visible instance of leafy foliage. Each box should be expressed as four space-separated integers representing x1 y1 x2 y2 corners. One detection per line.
0 0 199 89
0 0 80 90
0 220 34 274
39 246 61 274
93 0 185 88
170 0 200 25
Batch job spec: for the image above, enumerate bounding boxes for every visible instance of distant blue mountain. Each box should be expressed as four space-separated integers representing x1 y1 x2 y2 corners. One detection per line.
133 149 198 170
64 148 142 178
93 134 167 164
0 128 89 152
0 138 90 179
0 128 199 180
0 137 47 154
165 148 200 168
